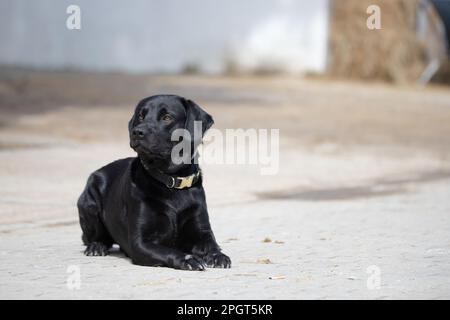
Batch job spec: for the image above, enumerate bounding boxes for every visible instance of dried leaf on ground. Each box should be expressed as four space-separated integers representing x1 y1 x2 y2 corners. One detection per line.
256 258 272 264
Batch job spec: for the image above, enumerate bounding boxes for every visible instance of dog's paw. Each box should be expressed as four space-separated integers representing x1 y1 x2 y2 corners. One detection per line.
175 254 206 271
204 252 231 268
84 242 109 256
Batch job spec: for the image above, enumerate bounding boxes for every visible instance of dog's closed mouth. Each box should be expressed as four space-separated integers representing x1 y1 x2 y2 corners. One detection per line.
132 144 171 160
130 141 139 149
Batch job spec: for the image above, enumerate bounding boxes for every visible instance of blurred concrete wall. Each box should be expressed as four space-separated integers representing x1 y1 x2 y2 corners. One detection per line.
0 0 329 74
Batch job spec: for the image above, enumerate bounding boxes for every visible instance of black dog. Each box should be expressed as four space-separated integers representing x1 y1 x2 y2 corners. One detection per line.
77 95 231 271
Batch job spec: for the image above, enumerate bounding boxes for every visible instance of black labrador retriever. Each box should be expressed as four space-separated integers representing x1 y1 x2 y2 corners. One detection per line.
77 95 231 271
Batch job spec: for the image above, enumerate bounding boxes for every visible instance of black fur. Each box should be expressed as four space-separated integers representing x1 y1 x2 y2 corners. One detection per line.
77 95 231 271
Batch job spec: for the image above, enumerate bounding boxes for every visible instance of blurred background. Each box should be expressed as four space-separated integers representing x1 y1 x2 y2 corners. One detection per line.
1 0 449 80
1 0 450 299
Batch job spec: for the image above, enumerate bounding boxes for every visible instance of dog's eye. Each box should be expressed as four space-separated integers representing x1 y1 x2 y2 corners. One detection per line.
138 113 145 121
161 114 173 123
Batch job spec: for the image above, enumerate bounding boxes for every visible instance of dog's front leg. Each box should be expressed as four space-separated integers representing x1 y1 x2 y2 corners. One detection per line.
130 240 206 271
182 207 231 268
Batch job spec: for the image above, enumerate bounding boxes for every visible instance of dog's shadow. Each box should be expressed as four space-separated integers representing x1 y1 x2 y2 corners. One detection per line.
108 245 128 258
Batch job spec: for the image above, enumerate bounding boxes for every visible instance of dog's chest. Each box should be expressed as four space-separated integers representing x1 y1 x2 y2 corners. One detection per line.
146 194 193 245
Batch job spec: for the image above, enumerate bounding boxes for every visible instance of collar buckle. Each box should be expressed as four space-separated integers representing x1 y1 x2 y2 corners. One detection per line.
175 174 195 189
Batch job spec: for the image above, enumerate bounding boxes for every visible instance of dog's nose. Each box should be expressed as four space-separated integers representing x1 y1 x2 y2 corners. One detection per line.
132 128 145 139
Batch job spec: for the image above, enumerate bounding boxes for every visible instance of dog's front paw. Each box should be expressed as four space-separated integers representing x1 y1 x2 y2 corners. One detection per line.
204 252 231 268
84 242 109 256
175 254 206 271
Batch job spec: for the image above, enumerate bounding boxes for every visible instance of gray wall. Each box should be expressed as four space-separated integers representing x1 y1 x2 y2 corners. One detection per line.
0 0 329 73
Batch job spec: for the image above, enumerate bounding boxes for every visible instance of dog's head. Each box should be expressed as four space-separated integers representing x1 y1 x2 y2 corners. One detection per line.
129 95 213 166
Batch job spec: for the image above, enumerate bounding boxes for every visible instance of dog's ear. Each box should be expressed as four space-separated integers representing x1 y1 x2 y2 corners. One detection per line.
183 98 214 136
181 97 214 154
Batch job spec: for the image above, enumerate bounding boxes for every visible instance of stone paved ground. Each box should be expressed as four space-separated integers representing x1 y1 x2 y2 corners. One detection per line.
1 177 450 299
1 74 450 299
